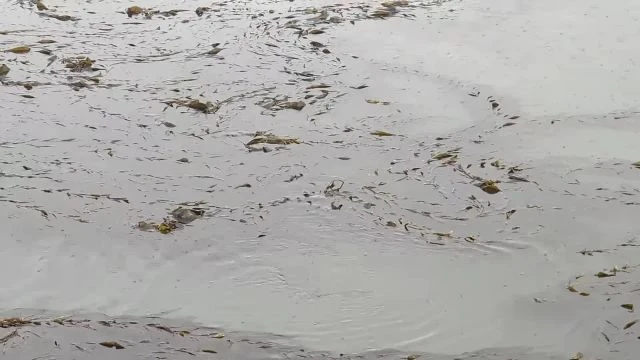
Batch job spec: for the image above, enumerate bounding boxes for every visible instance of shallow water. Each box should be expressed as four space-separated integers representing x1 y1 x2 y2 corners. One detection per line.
2 0 640 358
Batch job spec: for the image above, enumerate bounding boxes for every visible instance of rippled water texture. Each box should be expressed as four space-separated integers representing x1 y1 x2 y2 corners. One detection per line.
2 0 640 358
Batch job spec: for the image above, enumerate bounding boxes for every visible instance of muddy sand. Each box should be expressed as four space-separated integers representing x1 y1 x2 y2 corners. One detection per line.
1 0 640 359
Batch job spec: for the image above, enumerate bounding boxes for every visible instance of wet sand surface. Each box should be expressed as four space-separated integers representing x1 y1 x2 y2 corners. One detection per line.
1 0 640 359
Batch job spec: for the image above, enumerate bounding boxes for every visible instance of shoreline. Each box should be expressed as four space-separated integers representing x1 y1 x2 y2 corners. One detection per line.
0 312 565 360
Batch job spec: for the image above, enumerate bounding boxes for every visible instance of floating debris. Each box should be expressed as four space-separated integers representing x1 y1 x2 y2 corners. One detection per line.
382 0 409 6
570 353 583 360
171 207 204 224
203 46 224 56
156 219 178 234
281 101 306 110
137 206 204 234
163 99 219 114
596 271 616 278
371 130 395 137
623 320 637 330
6 46 30 54
478 180 501 194
39 12 78 21
366 99 390 105
621 303 634 311
126 6 144 17
100 341 125 349
246 133 300 146
195 7 211 17
0 64 9 76
62 57 95 72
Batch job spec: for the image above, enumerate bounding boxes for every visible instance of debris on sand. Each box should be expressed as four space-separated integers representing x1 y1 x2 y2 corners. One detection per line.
0 318 31 328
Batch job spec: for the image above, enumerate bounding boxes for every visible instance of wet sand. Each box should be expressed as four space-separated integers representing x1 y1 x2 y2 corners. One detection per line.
2 0 640 359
